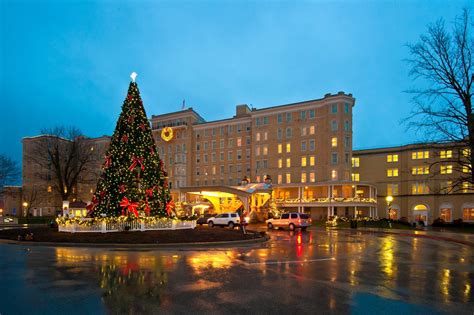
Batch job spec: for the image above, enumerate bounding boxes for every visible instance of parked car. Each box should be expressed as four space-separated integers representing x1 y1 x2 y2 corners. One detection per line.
3 217 14 223
207 213 241 228
196 213 216 226
266 212 312 231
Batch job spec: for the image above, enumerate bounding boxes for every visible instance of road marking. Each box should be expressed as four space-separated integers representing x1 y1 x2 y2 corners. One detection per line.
247 257 335 265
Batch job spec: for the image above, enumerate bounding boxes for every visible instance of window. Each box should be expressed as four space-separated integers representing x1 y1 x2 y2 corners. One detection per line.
411 166 429 175
331 103 338 113
440 165 453 174
277 113 282 124
331 137 338 147
344 136 350 148
203 154 208 163
301 173 307 183
212 140 216 150
463 208 474 221
309 139 315 151
463 165 471 173
309 126 315 135
309 109 315 118
256 146 261 156
301 127 307 136
196 154 200 163
220 165 224 174
344 103 350 113
286 127 292 138
351 173 360 181
263 116 269 125
331 170 338 180
228 139 234 148
277 128 282 140
237 137 242 147
331 120 338 131
352 157 360 167
286 143 291 153
278 158 283 168
441 181 453 194
301 141 307 151
286 158 291 168
256 160 261 169
246 149 250 159
309 172 315 182
237 150 242 160
331 153 338 164
301 156 307 167
278 174 282 184
412 151 429 159
256 132 261 141
463 148 471 157
286 173 291 183
387 168 399 177
196 143 200 151
263 132 268 141
309 156 315 166
412 182 429 194
440 150 452 158
256 117 261 126
300 111 306 120
263 160 268 169
212 165 216 175
286 113 292 122
203 142 208 150
387 184 399 196
220 139 224 149
344 120 349 131
228 125 233 134
463 182 473 193
263 145 268 155
212 153 216 162
246 137 250 145
278 144 282 154
440 208 452 222
387 154 398 162
212 128 216 136
47 186 52 192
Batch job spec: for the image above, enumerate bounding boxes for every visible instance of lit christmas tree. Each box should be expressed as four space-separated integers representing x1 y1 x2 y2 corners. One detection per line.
87 73 171 218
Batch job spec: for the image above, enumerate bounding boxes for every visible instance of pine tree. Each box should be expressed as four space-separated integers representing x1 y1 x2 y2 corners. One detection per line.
87 78 171 218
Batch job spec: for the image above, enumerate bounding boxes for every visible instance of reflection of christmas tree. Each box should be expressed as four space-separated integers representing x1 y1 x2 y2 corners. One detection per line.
88 74 170 217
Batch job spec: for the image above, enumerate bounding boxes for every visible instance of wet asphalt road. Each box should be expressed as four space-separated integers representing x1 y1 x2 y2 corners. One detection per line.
0 227 473 315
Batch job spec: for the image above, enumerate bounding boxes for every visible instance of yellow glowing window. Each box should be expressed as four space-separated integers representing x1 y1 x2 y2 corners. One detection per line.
277 175 282 184
331 137 338 147
278 144 282 154
309 126 315 135
352 157 360 167
440 150 452 159
351 173 360 181
301 173 307 183
387 184 399 196
310 172 315 182
309 156 315 166
237 137 242 147
286 173 291 183
440 165 453 174
411 166 429 175
463 165 471 173
387 154 398 162
463 149 471 157
463 208 474 220
411 183 429 194
47 186 52 192
463 182 472 193
278 158 282 168
331 170 337 180
256 132 261 141
286 158 291 168
263 145 268 155
412 151 429 159
301 157 307 167
286 143 291 153
387 168 399 177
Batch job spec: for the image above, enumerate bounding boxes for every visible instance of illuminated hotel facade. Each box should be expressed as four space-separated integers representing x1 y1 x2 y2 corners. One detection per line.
4 91 474 224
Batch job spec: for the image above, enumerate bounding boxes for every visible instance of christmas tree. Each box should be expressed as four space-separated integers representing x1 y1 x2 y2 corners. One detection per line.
87 73 171 218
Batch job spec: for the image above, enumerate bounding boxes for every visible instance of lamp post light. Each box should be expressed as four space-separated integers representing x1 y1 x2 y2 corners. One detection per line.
22 201 28 217
385 195 393 228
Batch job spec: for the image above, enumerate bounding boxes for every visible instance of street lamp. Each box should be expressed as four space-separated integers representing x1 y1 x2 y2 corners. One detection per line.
22 201 28 217
385 195 393 228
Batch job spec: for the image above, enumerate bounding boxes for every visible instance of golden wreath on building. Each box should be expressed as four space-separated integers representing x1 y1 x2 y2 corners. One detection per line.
161 127 173 142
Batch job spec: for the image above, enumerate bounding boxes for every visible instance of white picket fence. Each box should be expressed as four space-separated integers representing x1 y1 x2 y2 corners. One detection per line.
58 218 196 233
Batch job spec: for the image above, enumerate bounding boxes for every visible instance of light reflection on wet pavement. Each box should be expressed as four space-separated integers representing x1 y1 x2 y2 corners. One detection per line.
0 228 473 314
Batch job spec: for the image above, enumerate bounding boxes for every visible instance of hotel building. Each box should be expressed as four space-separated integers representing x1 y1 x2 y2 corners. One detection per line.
3 92 473 224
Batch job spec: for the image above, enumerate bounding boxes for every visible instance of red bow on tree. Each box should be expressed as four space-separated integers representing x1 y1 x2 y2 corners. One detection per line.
127 94 132 101
127 115 134 123
119 184 126 193
146 187 154 198
166 200 174 216
121 134 129 143
144 200 151 216
129 156 145 172
140 123 146 131
104 155 112 169
120 197 139 217
86 196 98 215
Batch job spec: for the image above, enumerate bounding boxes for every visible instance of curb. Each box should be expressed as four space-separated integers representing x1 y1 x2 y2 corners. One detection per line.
0 234 270 249
337 228 474 247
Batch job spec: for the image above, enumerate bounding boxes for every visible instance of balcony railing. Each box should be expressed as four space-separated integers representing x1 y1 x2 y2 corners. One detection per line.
275 197 376 204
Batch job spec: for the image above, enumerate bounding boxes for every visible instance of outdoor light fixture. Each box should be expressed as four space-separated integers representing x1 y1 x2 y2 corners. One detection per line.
385 195 393 228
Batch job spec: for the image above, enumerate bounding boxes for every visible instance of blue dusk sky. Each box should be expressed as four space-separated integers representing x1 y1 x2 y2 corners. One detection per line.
0 0 471 164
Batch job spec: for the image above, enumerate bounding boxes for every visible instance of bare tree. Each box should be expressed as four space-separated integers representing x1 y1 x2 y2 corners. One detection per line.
406 8 474 191
26 126 99 203
22 186 43 216
0 154 20 190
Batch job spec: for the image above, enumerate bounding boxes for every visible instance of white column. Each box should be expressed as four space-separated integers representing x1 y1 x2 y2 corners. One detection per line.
355 206 358 218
